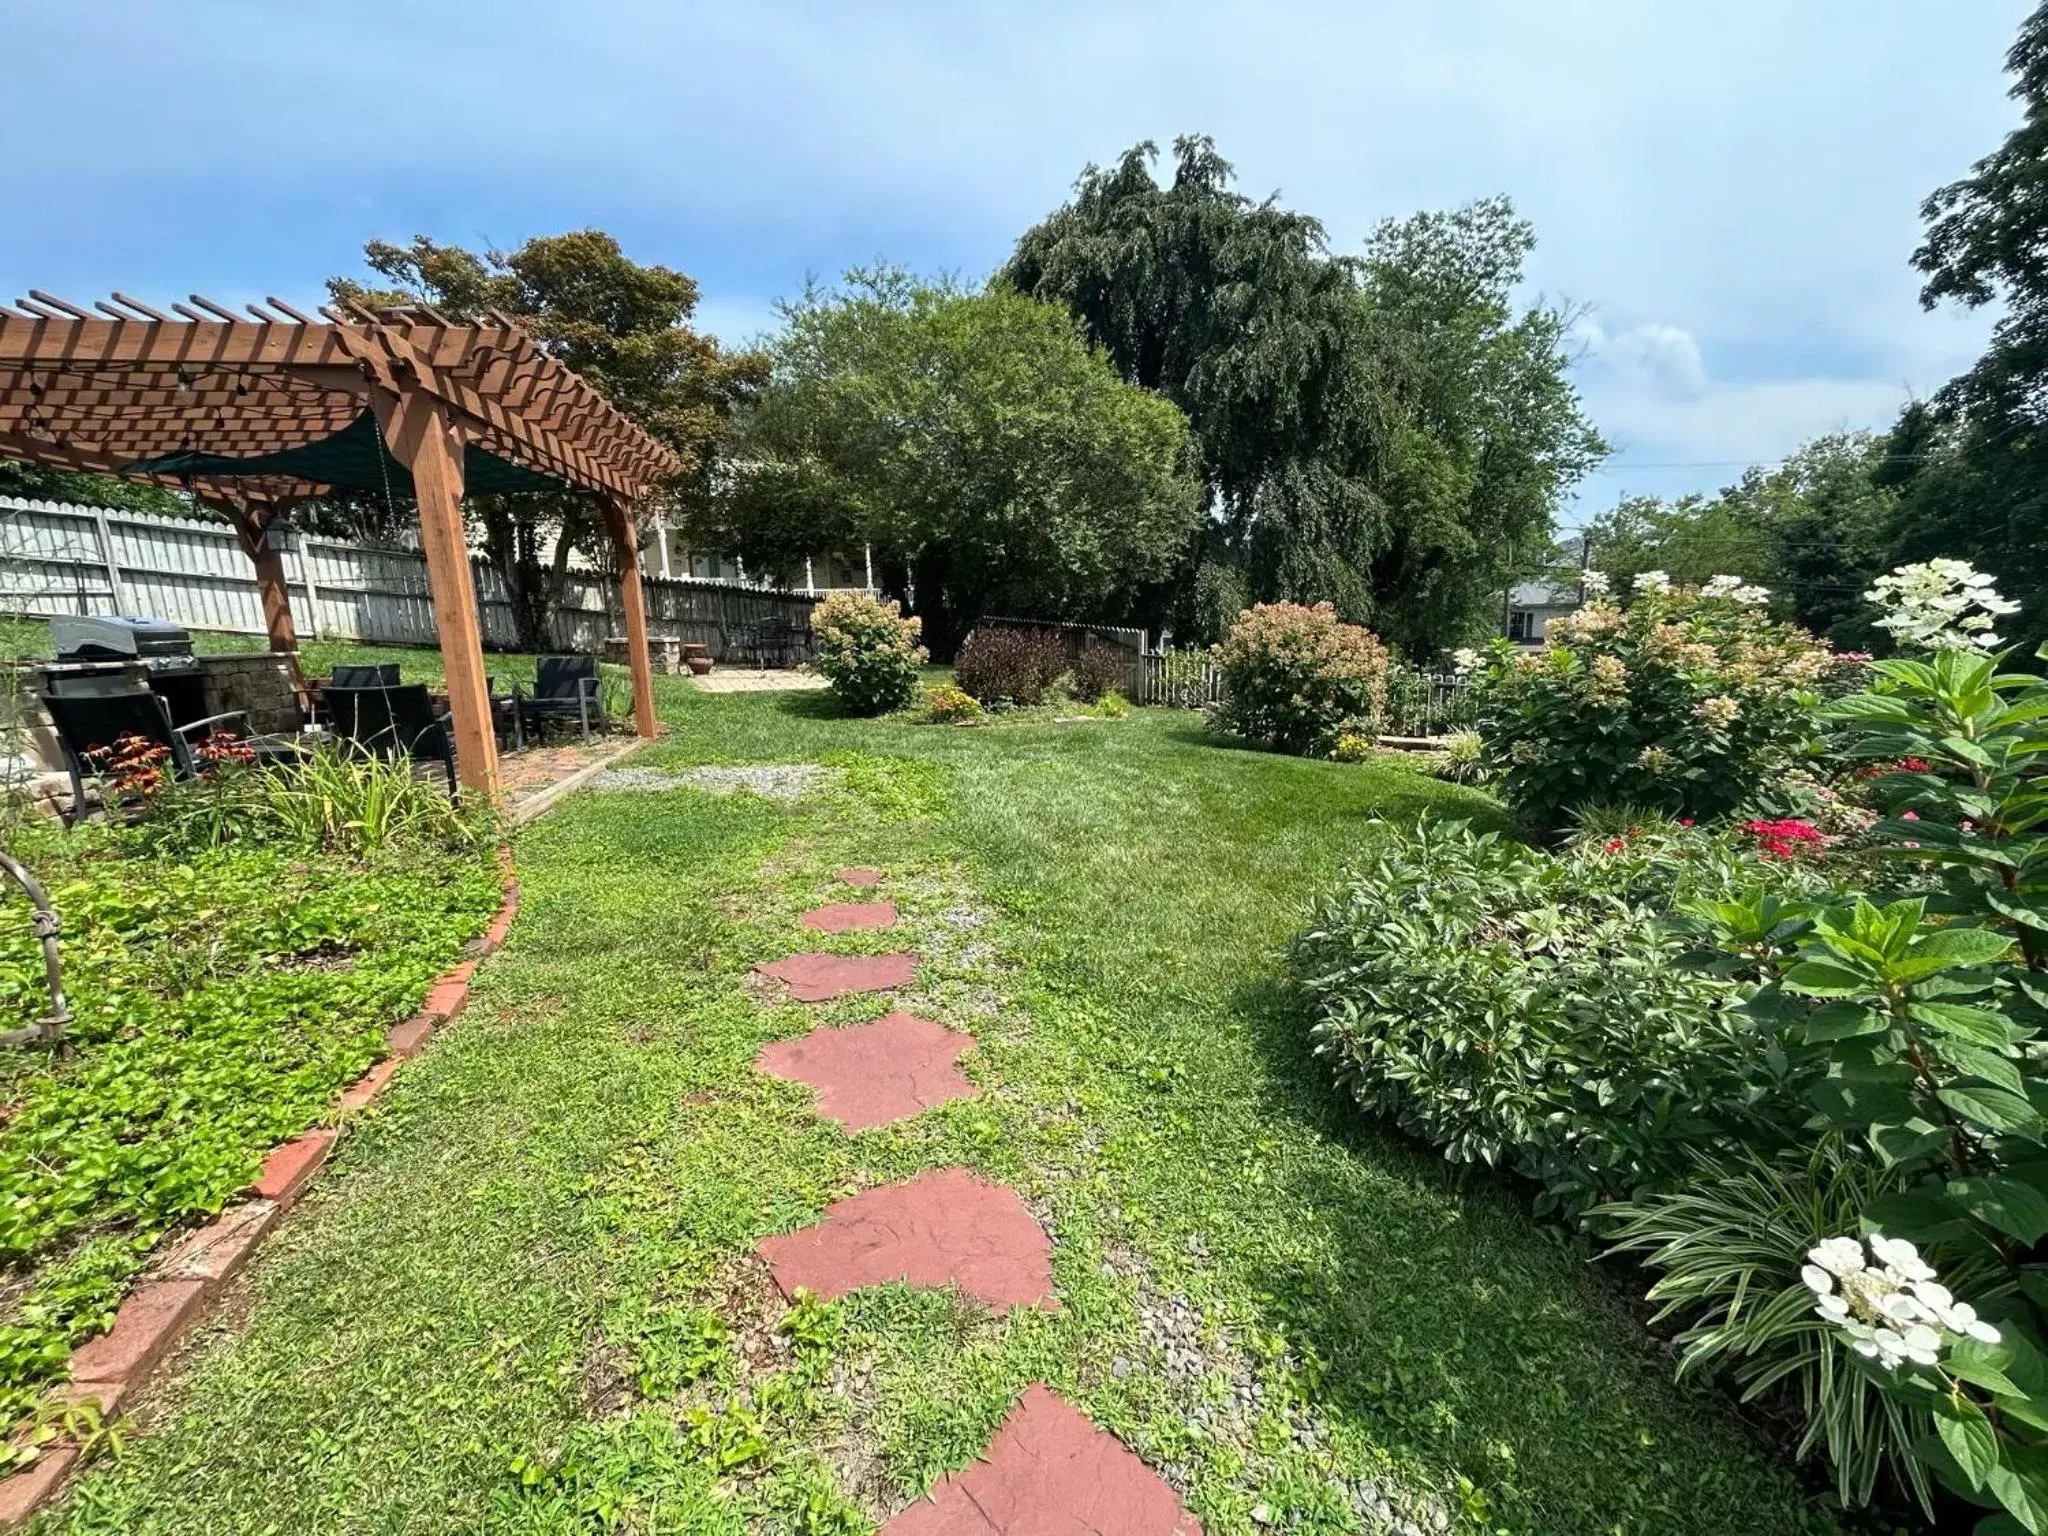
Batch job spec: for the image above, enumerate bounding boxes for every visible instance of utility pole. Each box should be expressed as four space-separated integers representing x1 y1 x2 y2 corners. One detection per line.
1500 539 1515 637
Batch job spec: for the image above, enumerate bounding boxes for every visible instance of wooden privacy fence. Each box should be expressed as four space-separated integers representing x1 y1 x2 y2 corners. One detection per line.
0 497 818 658
977 615 1150 658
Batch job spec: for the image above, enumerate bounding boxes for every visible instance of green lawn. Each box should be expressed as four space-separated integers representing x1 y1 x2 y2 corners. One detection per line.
32 678 1820 1535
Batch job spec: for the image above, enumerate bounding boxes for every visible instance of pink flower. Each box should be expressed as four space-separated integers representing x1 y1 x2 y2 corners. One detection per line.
1901 811 1919 822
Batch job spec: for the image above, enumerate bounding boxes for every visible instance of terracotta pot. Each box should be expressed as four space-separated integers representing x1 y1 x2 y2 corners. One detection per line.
687 656 714 676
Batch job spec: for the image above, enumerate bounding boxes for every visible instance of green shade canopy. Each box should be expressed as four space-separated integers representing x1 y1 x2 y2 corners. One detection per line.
123 409 562 496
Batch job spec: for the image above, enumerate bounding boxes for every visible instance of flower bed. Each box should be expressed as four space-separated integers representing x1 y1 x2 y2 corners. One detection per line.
0 813 501 1456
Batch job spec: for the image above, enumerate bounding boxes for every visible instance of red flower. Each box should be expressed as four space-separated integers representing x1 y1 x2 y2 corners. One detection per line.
1901 757 1931 774
1743 817 1827 860
1678 818 1695 828
1601 836 1628 854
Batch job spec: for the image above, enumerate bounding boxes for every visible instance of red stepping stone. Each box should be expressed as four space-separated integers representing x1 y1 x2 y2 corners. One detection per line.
757 1011 977 1130
802 900 899 934
757 1168 1054 1310
754 952 918 1003
883 1385 1203 1535
839 867 885 887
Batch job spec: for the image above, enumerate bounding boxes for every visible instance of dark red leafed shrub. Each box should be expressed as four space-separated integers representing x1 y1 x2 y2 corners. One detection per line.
954 628 1067 707
1070 644 1126 703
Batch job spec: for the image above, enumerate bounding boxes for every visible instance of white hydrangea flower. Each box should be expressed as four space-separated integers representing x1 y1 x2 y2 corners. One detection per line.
1731 584 1770 606
1702 574 1743 598
1451 647 1483 675
1912 1282 2004 1344
1871 1233 1935 1283
1809 1236 1866 1277
1802 1232 1998 1371
1580 568 1611 596
1633 569 1673 594
1866 560 2022 651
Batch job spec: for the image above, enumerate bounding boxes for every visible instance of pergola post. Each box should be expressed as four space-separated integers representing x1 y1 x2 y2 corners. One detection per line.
600 494 659 740
371 389 500 797
206 495 302 667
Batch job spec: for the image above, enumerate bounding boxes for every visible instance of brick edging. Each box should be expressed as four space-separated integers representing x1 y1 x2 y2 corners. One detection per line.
0 854 522 1527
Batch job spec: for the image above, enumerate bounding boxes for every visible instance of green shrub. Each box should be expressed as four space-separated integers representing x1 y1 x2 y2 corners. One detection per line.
953 627 1066 707
1470 580 1835 828
1070 644 1125 703
1210 601 1388 756
924 683 983 724
135 743 493 859
809 592 928 715
1092 689 1130 718
1593 620 2048 1530
1291 819 1803 1222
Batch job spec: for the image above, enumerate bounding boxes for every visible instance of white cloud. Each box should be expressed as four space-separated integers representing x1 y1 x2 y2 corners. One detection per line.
1591 375 1913 468
1580 321 1709 401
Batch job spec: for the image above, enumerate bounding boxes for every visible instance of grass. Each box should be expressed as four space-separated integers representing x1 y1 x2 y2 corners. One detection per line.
28 670 1826 1534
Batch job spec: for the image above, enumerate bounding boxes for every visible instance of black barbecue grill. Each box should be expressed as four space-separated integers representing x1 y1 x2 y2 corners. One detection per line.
46 615 206 727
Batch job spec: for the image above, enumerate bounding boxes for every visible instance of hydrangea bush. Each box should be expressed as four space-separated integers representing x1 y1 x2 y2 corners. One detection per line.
1209 601 1388 756
809 591 927 715
1470 576 1836 827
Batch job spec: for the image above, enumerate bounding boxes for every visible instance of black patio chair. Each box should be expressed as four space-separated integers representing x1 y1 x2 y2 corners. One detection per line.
40 673 252 823
513 655 605 744
330 663 401 688
324 683 458 791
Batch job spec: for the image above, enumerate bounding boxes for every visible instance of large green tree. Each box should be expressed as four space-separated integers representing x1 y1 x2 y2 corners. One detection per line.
328 231 766 649
1881 3 2048 649
684 269 1202 652
1002 136 1603 651
0 461 189 517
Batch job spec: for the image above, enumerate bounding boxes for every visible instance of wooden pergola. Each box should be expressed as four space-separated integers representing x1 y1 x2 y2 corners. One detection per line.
0 290 683 797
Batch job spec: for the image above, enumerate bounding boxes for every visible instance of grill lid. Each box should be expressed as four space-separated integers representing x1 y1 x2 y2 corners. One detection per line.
50 615 193 661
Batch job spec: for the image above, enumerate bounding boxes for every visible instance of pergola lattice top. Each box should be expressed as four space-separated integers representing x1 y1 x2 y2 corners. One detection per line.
0 288 679 797
0 290 682 505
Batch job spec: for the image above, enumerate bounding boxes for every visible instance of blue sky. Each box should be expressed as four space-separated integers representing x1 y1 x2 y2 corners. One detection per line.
3 1 2030 524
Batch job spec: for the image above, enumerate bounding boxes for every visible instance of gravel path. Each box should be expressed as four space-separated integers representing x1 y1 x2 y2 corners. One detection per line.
591 763 839 801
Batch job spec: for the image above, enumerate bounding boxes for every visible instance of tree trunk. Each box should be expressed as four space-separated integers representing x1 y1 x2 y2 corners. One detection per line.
479 497 555 654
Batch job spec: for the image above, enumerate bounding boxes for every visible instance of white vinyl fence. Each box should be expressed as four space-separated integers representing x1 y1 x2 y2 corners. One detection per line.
0 497 819 658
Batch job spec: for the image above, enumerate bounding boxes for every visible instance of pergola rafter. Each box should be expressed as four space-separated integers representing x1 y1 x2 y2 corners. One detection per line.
0 292 681 796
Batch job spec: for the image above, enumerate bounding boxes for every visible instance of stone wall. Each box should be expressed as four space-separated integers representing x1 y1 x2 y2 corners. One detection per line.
198 654 301 736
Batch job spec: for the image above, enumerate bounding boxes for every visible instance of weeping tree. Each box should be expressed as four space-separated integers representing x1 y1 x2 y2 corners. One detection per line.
1004 137 1604 651
328 231 766 650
